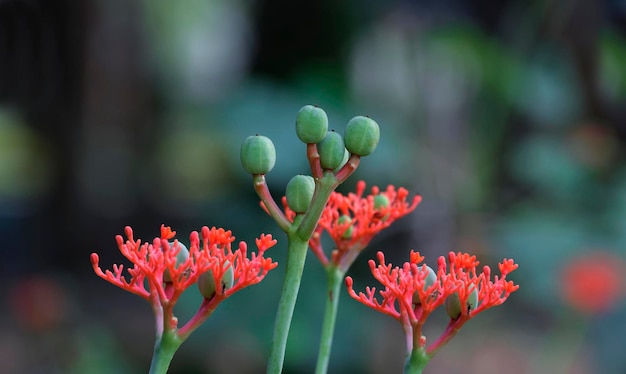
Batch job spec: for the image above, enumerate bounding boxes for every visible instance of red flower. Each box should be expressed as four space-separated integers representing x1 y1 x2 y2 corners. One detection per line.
90 225 277 338
560 251 626 315
345 251 518 356
274 180 421 270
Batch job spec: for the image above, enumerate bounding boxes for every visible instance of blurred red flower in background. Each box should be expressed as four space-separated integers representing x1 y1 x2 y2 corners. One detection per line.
560 251 626 315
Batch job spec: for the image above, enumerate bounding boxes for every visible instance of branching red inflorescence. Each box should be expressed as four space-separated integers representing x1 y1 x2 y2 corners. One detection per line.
345 250 519 355
264 180 421 269
90 225 278 319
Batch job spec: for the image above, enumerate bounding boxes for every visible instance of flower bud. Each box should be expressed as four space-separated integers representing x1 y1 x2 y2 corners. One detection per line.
337 215 353 239
197 262 235 300
344 116 380 156
240 135 276 174
295 105 328 144
163 242 190 283
285 175 315 213
412 265 437 304
445 288 479 319
318 131 346 170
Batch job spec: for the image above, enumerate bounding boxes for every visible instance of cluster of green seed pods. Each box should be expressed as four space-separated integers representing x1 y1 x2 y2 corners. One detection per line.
240 105 381 217
240 105 380 174
295 105 380 168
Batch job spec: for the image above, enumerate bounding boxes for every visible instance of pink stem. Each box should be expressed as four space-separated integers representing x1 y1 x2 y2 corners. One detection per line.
426 317 468 357
177 297 220 340
334 154 360 183
253 174 291 232
307 143 323 179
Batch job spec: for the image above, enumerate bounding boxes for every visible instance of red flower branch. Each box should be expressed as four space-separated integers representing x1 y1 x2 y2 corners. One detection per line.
345 250 518 357
91 225 277 338
268 180 421 271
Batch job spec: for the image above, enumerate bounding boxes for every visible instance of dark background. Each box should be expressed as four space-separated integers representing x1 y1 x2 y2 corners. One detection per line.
1 0 625 373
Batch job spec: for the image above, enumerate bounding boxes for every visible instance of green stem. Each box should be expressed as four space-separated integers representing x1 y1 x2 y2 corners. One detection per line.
314 265 344 374
403 347 429 374
267 231 309 374
297 171 337 240
149 330 183 374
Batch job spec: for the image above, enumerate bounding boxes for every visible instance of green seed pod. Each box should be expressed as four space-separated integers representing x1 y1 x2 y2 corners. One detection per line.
197 262 235 300
373 194 391 221
334 148 350 173
285 175 315 213
344 116 380 156
445 288 479 319
240 135 276 174
412 265 437 304
337 215 353 239
373 194 390 209
295 105 328 144
318 131 346 170
163 242 190 283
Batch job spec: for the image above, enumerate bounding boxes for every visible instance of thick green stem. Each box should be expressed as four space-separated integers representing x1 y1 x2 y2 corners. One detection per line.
267 232 309 374
297 171 337 240
314 265 344 374
403 347 429 374
149 330 183 374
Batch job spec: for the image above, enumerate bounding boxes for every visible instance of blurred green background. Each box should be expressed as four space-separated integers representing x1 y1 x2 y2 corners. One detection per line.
1 0 626 373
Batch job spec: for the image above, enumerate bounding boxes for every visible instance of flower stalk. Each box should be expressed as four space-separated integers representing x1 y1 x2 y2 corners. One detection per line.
346 250 519 372
91 225 277 372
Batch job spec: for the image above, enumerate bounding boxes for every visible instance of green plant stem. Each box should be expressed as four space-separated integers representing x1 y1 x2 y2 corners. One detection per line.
403 347 429 374
149 330 183 374
267 230 309 374
297 171 337 240
314 265 344 374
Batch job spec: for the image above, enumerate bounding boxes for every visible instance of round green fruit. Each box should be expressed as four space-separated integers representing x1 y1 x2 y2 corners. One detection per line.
197 262 235 300
240 135 276 175
318 131 346 170
445 288 479 319
337 215 354 239
285 175 315 213
163 242 190 283
373 194 390 209
412 265 437 304
295 105 328 144
344 116 380 156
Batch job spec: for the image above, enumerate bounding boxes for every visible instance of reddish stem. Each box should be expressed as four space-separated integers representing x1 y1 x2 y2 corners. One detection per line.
307 143 323 179
253 174 291 232
177 296 221 340
334 154 360 183
425 317 469 357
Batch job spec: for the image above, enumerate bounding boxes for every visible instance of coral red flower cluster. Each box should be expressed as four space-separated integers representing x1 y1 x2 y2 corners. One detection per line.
91 225 277 336
345 251 518 356
278 180 421 270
